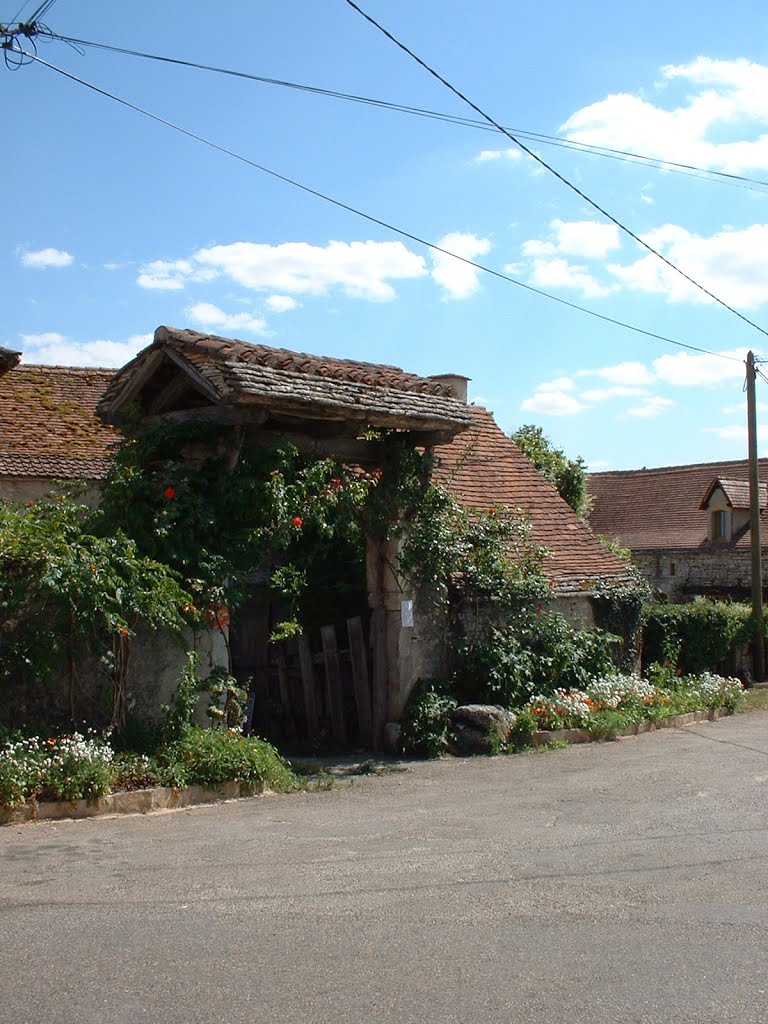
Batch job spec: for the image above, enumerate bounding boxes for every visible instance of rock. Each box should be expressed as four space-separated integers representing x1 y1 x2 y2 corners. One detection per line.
383 721 402 752
451 704 517 754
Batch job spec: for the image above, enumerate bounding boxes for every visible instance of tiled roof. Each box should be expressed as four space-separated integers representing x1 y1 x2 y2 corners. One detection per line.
700 477 767 510
589 459 768 550
0 364 119 479
99 326 473 432
433 407 633 590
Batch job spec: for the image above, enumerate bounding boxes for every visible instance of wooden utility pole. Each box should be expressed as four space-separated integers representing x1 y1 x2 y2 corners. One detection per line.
746 351 764 682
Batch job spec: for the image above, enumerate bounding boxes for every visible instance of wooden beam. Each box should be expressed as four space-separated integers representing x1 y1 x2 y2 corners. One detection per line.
347 616 373 748
142 407 266 427
297 634 320 740
321 625 347 745
102 349 165 421
145 373 194 415
370 606 387 749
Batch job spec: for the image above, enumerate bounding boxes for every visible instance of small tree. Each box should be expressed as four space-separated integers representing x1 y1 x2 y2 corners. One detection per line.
510 424 591 519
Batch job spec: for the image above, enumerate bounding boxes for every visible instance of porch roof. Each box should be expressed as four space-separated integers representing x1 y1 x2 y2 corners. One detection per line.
98 326 473 440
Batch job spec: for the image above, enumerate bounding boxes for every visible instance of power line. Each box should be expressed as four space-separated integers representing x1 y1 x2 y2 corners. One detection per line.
343 0 768 342
27 28 768 195
15 47 743 367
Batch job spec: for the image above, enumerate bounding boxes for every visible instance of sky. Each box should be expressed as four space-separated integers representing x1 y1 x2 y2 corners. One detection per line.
4 0 768 471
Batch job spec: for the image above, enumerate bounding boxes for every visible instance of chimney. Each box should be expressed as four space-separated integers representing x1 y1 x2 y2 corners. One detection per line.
428 373 470 403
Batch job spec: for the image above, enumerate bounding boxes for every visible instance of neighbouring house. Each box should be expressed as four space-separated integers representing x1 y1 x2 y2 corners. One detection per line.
589 459 768 601
1 326 633 744
0 361 119 504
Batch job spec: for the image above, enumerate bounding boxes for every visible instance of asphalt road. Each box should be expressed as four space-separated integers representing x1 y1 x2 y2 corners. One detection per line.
1 712 767 1024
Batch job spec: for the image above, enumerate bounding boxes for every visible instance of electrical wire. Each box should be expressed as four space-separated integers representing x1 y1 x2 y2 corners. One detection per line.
7 1 34 24
343 0 768 342
15 47 743 366
28 28 768 195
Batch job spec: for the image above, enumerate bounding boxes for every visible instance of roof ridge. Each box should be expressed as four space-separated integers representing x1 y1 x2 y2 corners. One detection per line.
14 363 116 374
590 457 768 478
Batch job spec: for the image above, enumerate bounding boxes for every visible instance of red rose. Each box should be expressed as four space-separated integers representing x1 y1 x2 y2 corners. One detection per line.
163 486 176 500
292 516 303 528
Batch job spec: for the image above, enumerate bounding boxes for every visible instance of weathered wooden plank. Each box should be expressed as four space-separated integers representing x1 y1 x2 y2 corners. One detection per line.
297 635 320 740
370 606 388 749
321 625 347 745
276 647 296 741
347 616 373 747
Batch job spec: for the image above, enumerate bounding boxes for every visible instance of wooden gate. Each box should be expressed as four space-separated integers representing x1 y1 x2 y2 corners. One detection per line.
232 608 387 749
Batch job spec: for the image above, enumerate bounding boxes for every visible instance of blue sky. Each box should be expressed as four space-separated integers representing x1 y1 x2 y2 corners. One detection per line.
4 0 768 470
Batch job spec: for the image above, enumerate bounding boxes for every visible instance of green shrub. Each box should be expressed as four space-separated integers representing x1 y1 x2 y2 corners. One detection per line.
158 727 296 792
643 601 755 675
399 681 458 758
451 610 620 708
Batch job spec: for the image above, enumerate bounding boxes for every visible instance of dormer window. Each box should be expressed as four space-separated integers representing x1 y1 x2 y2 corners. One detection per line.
712 509 731 541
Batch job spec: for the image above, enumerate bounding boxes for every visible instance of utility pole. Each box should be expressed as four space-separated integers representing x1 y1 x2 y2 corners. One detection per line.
746 351 764 682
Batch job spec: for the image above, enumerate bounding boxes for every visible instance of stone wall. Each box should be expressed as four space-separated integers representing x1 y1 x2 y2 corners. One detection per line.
0 476 101 506
634 548 767 601
0 627 228 732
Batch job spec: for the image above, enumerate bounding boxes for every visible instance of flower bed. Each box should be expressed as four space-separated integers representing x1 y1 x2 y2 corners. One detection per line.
0 727 297 815
523 671 744 737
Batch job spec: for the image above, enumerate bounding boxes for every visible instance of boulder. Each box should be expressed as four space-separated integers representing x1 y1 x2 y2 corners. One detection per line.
451 704 517 754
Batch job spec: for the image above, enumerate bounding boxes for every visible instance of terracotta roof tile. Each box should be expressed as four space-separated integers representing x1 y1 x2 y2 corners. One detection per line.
99 327 473 432
589 460 768 550
0 364 119 479
434 407 632 589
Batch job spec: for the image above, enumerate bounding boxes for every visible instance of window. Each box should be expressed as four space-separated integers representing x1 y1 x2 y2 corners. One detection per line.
669 562 676 576
712 509 731 541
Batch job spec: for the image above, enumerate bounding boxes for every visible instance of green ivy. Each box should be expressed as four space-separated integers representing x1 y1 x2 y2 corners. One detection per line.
643 599 756 674
0 496 191 729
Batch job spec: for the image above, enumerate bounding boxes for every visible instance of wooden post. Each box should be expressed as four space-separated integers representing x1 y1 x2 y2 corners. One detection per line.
370 606 387 747
746 351 764 681
347 616 374 747
321 625 347 745
297 634 320 740
276 646 296 740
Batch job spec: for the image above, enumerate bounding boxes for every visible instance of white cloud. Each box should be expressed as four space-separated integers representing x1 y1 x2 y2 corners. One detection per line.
523 256 616 298
652 348 749 388
20 248 73 269
561 57 768 175
515 219 620 299
579 385 648 403
264 294 298 313
702 423 768 443
579 361 657 387
137 259 197 290
624 396 676 418
550 219 621 260
538 376 576 392
607 224 768 308
186 303 267 336
474 148 522 163
19 332 151 367
193 240 425 301
430 232 491 299
521 378 584 416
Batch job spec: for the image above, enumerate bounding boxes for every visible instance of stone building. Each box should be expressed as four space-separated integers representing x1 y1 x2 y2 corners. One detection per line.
589 460 768 601
1 326 633 743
